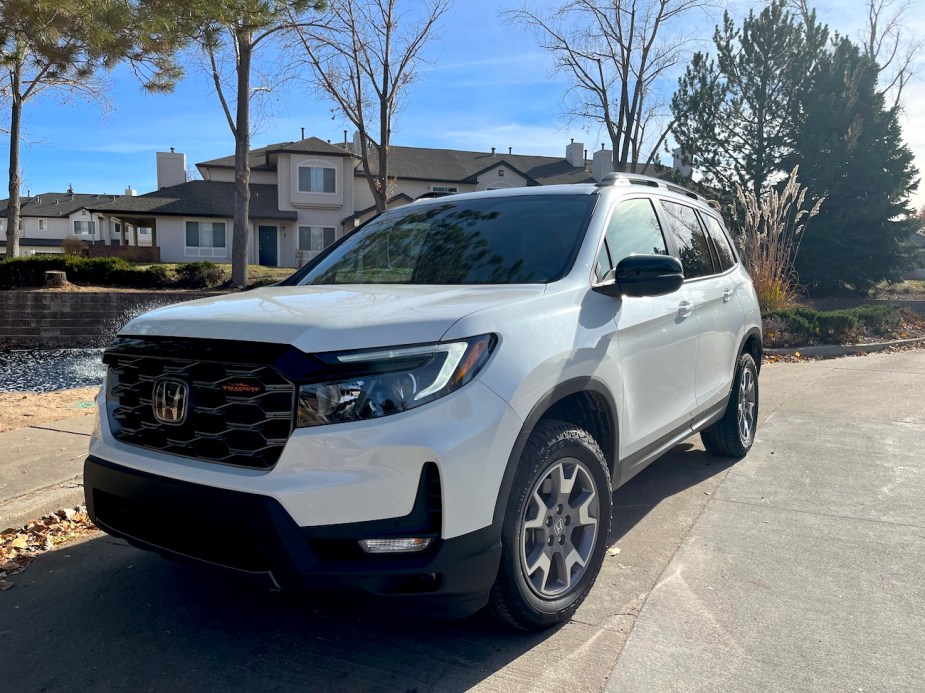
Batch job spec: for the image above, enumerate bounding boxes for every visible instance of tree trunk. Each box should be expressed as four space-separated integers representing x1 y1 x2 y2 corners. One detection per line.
5 59 23 259
231 33 252 289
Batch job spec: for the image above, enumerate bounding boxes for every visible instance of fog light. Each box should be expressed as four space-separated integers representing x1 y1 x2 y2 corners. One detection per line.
358 537 432 554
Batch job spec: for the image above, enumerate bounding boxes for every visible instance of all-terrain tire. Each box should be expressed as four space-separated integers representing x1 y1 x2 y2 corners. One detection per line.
701 352 759 458
489 420 612 631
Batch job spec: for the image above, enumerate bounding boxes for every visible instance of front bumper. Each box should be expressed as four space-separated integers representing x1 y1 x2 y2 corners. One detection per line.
85 455 502 617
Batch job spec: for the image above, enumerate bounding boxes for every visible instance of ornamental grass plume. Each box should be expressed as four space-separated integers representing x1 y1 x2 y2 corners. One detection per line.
732 167 823 313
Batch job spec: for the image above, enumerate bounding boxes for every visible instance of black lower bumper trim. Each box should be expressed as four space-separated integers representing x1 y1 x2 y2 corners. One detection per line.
84 455 501 618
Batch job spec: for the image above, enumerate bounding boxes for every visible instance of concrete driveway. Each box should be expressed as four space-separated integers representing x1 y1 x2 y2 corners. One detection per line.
0 350 922 691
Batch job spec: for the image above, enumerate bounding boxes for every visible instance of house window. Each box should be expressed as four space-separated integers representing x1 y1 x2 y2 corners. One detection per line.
185 221 227 257
298 165 336 194
73 220 96 235
431 186 458 193
299 226 337 253
38 219 47 231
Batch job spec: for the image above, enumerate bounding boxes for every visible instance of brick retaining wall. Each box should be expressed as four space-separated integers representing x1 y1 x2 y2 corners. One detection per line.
0 291 220 349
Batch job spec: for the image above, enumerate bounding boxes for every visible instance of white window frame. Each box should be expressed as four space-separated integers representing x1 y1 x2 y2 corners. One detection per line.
38 218 47 231
73 220 96 235
298 225 337 259
431 186 458 193
184 219 228 258
297 160 337 194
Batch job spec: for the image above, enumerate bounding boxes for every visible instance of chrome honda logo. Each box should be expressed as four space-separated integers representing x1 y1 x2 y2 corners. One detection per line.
153 378 188 425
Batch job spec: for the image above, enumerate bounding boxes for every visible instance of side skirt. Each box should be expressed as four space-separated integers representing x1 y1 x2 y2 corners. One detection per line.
615 396 729 489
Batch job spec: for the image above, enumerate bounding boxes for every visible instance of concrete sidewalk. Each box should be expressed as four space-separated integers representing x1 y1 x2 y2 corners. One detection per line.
0 414 94 530
608 350 925 691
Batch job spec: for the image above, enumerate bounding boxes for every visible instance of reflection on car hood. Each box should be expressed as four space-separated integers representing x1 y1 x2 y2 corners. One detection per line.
119 284 546 353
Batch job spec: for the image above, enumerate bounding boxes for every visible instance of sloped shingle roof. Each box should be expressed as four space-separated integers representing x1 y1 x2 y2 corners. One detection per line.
0 192 116 218
198 136 351 170
92 181 296 221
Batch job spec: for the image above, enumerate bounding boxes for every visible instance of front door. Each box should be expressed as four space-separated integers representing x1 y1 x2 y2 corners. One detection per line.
258 225 278 266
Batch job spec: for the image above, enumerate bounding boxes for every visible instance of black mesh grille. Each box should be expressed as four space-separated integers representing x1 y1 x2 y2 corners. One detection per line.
106 354 295 469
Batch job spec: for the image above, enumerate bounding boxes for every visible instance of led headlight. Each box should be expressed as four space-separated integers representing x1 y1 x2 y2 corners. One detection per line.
297 334 496 428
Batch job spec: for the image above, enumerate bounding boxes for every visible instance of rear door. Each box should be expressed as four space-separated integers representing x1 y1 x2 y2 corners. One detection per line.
658 201 742 414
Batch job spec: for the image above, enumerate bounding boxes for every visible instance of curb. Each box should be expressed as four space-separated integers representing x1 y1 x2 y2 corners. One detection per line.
0 476 85 533
765 335 925 358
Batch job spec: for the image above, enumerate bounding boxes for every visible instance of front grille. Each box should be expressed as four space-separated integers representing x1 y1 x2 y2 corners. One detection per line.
106 353 295 469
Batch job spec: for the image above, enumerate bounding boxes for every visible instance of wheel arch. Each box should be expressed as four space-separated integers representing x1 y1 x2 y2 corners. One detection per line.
492 377 619 527
740 326 763 372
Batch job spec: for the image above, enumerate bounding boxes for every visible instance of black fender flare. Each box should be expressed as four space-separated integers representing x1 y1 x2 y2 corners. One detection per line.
739 326 763 372
491 376 620 527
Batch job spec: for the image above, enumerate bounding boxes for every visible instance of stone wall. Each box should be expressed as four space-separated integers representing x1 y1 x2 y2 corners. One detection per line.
0 291 220 349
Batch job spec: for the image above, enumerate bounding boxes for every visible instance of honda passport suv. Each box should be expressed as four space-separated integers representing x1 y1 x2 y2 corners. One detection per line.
85 172 762 631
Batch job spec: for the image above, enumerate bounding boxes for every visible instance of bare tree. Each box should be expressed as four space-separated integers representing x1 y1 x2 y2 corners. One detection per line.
787 0 922 109
186 1 325 288
507 0 711 172
291 0 450 213
859 0 922 109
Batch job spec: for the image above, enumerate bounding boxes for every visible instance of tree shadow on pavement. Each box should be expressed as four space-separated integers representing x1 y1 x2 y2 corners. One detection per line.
0 443 735 692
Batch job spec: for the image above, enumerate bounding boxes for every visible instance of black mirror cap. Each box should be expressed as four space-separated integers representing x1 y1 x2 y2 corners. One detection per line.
595 254 685 298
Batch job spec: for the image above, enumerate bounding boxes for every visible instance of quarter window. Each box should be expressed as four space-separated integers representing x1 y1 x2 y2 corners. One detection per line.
185 221 227 257
298 165 336 194
659 201 715 279
596 199 668 279
700 214 737 271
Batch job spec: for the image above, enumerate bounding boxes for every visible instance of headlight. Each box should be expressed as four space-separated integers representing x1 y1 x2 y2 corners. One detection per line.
296 334 496 427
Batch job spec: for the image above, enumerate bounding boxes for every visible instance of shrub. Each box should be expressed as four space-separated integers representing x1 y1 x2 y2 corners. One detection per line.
174 262 226 288
763 305 902 346
61 238 86 256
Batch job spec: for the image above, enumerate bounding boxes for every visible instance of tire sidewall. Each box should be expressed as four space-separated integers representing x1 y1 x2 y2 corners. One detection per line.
735 352 759 451
500 425 612 622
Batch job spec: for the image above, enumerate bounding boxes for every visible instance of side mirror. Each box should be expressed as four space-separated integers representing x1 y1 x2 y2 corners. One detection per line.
593 254 685 298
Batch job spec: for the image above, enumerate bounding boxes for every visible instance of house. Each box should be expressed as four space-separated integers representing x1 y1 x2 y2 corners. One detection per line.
0 187 152 258
2 137 677 267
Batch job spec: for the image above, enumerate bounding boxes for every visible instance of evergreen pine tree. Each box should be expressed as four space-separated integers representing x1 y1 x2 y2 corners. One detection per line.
788 38 919 294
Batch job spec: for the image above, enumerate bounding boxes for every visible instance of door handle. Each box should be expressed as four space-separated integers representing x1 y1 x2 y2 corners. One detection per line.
723 288 733 303
678 300 694 318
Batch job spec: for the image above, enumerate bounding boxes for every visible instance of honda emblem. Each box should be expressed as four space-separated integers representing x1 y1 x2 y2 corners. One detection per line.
153 378 188 425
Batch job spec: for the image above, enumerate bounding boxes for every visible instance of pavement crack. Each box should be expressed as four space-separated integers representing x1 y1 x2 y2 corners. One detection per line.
26 425 91 438
711 496 925 530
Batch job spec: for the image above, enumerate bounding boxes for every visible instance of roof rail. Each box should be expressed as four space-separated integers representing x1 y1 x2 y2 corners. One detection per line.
596 171 703 202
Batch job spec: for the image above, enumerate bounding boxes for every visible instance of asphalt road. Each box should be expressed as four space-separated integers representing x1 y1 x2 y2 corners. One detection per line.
1 350 923 691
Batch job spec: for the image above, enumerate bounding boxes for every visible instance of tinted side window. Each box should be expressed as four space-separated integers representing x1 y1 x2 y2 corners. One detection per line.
701 214 736 271
595 198 668 277
660 201 715 279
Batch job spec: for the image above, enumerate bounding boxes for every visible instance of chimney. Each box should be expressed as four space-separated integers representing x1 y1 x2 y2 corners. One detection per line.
344 130 348 147
566 139 584 167
508 147 512 155
352 131 365 156
301 127 305 139
592 146 614 182
125 186 137 197
672 147 692 178
156 150 187 189
491 147 496 156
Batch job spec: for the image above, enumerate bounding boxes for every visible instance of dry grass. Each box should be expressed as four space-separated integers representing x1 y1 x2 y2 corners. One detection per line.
733 167 823 313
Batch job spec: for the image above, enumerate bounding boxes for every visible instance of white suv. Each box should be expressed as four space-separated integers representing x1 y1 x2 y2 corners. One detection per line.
85 173 761 631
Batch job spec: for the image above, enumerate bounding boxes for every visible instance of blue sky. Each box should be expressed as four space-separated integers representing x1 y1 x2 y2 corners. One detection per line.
3 0 924 210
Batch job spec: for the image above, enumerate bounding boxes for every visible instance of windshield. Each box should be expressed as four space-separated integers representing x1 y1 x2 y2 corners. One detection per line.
286 194 596 286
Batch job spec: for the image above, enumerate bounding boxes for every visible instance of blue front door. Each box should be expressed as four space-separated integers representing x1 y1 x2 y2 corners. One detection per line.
258 226 277 266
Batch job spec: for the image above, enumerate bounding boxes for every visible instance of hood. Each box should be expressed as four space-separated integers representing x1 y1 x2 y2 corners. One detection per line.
119 284 546 353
